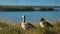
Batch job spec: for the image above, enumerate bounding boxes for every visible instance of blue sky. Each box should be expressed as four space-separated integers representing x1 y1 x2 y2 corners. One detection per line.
0 0 59 6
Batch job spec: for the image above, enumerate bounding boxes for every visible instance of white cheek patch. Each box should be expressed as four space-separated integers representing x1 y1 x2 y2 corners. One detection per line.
40 22 44 28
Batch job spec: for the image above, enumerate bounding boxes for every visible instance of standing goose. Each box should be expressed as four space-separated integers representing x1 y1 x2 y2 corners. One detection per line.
40 18 53 28
21 15 36 30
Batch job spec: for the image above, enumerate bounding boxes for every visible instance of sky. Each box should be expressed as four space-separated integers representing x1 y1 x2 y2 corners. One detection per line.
0 0 59 6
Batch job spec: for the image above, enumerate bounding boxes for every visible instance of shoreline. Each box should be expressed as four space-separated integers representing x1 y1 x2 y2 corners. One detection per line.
0 6 55 11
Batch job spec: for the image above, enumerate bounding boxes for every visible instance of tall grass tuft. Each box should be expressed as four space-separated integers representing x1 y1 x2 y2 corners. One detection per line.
0 21 60 34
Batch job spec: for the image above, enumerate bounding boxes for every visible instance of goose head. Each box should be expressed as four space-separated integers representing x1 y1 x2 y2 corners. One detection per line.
40 18 45 21
22 15 25 18
40 18 45 22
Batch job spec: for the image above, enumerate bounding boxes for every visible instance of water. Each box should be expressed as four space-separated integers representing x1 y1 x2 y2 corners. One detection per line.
0 11 60 24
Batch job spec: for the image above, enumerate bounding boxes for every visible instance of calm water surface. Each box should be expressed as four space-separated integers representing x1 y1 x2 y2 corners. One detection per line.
0 11 60 24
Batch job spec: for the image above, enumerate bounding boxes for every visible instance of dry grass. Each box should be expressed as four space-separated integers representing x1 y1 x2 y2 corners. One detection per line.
0 21 60 34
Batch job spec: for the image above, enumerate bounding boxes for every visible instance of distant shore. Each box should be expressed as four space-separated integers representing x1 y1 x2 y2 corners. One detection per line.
0 6 55 11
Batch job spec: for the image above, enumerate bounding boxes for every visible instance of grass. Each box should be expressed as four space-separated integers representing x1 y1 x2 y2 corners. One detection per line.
0 21 60 34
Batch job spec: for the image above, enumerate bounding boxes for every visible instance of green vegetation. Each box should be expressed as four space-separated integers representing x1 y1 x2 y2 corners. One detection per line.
0 6 34 11
39 7 54 11
0 6 54 11
19 6 34 11
0 21 60 34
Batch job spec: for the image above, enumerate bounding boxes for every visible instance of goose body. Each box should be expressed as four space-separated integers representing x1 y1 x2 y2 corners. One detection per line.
21 15 35 30
40 18 53 28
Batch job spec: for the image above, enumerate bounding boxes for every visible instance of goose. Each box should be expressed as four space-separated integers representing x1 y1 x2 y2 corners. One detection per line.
40 18 53 29
21 15 36 30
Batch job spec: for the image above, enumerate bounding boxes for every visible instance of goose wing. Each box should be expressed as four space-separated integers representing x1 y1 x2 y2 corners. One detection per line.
44 22 53 27
25 23 36 28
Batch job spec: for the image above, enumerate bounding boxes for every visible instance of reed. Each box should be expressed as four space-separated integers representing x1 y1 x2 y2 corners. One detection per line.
0 21 60 34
